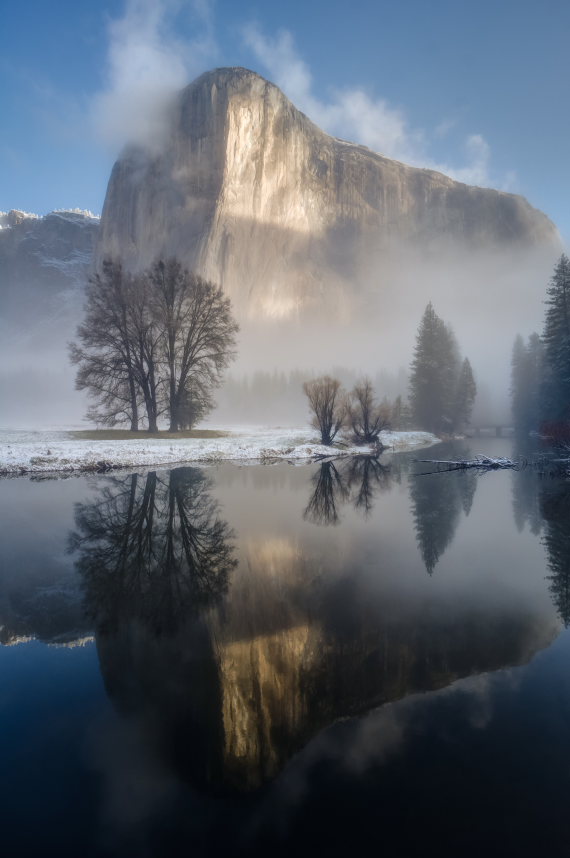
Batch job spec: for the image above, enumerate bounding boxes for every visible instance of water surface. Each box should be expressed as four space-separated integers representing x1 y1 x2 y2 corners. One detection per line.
1 439 569 856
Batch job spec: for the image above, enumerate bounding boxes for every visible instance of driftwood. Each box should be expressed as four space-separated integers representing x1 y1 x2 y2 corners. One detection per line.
413 454 519 472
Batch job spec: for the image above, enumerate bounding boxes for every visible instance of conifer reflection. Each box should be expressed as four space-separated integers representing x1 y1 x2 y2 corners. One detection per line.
511 444 544 535
70 467 237 633
410 451 477 574
540 480 570 626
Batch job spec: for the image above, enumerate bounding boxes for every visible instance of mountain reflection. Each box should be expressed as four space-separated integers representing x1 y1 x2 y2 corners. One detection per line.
64 463 560 795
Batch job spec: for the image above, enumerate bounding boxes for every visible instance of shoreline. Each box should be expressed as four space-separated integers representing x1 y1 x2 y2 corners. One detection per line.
0 427 439 477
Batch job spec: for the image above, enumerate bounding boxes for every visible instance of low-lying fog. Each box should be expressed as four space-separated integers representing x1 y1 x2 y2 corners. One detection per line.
0 242 560 429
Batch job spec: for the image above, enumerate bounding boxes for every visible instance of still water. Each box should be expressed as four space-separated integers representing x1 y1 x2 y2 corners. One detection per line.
1 439 570 857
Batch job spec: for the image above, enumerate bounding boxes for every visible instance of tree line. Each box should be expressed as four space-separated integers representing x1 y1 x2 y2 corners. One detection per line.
70 259 238 432
303 302 477 446
510 254 570 443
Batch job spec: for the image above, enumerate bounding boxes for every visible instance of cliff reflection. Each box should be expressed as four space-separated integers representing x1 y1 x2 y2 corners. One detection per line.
68 464 558 795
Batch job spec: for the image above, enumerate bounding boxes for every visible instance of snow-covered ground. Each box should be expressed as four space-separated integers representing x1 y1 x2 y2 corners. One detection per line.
0 426 439 475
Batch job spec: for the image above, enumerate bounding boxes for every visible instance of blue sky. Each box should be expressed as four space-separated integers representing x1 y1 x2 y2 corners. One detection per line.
1 0 569 239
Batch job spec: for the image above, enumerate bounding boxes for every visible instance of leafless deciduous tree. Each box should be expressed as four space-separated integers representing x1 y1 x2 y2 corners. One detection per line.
147 261 238 433
303 376 347 446
69 260 141 430
348 377 390 444
70 259 238 432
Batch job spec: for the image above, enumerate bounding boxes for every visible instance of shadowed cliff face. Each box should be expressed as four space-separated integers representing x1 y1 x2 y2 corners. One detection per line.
97 67 559 322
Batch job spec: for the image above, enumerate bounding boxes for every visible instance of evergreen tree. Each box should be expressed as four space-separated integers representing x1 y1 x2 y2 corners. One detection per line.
511 332 543 437
409 303 462 434
541 254 570 423
511 334 528 434
453 358 477 433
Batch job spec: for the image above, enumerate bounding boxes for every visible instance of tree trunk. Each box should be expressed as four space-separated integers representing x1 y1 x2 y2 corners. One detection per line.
129 372 139 431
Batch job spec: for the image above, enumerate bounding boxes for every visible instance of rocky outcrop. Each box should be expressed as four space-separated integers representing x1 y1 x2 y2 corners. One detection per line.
97 67 559 319
0 209 99 322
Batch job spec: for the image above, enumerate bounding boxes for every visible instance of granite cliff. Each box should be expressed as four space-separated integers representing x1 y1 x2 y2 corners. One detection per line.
97 67 558 320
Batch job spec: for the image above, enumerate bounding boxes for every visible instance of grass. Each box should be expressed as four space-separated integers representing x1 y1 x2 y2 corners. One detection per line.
69 429 229 441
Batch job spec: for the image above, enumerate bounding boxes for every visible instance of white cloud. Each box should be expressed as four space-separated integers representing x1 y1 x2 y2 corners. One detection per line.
90 0 217 152
242 24 513 190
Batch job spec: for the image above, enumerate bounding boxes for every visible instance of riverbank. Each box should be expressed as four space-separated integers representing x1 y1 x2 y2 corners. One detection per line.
0 426 439 475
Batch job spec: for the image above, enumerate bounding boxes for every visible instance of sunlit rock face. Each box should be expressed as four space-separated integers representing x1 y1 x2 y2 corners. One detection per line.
97 67 558 320
207 536 558 790
93 533 558 792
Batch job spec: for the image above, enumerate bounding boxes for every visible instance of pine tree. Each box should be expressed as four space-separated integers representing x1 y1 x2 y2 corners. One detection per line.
541 254 570 423
409 303 463 434
511 332 543 437
511 333 528 433
453 358 477 433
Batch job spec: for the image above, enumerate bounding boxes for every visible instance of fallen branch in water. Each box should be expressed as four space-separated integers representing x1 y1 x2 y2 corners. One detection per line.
413 454 519 471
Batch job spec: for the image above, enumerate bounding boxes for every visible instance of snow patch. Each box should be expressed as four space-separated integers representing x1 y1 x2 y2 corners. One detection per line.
0 427 439 475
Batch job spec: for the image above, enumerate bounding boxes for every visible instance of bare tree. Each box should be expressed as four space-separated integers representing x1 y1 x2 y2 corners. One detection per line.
348 377 390 444
70 260 141 430
70 259 238 432
303 376 347 446
148 261 239 433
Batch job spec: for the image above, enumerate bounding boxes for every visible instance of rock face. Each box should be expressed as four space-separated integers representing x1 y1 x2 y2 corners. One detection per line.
0 209 100 425
97 67 558 319
0 208 99 327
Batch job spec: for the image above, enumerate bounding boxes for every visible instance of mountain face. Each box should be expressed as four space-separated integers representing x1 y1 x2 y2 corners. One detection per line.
97 67 558 320
0 209 99 426
0 208 99 329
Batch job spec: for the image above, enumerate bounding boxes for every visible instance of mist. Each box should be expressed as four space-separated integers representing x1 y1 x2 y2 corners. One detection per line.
90 0 217 153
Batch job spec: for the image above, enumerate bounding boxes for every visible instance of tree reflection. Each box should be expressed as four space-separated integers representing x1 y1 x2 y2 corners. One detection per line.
70 467 237 634
410 471 471 575
540 480 570 627
511 444 544 535
303 457 393 524
344 455 392 516
303 461 349 525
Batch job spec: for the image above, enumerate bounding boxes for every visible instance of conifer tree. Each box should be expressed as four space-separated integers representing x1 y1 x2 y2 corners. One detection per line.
453 358 477 433
541 254 570 422
409 303 462 434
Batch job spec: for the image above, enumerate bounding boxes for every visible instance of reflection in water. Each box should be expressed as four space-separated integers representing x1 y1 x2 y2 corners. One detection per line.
71 469 237 634
409 473 473 575
345 455 393 516
303 460 348 525
303 456 393 524
408 444 479 574
541 480 570 627
71 467 237 788
66 463 559 795
511 443 544 535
